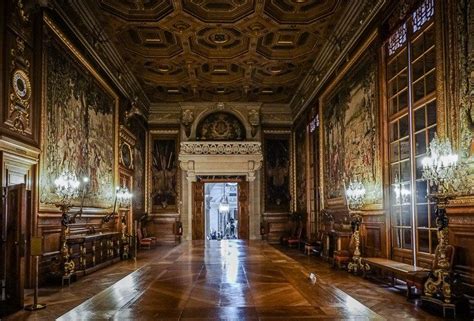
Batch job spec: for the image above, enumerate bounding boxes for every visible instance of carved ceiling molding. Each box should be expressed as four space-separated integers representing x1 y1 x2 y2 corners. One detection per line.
86 0 347 104
50 0 150 115
291 0 386 121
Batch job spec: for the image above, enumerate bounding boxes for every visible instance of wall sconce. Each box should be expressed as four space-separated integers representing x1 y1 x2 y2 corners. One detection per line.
345 180 366 210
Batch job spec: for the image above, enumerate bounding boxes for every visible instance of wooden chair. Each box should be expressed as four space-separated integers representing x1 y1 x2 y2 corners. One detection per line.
137 228 153 249
142 227 157 246
288 225 303 249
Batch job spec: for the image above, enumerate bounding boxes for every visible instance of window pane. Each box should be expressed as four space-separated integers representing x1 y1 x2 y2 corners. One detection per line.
428 126 437 144
415 132 426 155
393 228 403 248
403 229 412 249
416 180 428 203
416 156 424 179
430 204 437 227
390 142 399 162
402 205 412 226
399 90 408 109
389 79 398 96
390 122 398 142
389 97 398 115
400 139 410 160
417 204 429 227
414 107 426 131
412 35 424 60
391 164 400 184
400 161 411 182
413 79 425 102
412 58 424 81
425 26 435 47
418 229 430 253
425 48 436 71
425 71 436 95
427 100 437 125
399 115 409 137
398 72 408 89
388 60 398 79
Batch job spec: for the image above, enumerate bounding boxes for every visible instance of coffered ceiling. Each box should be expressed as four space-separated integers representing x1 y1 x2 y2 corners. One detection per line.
90 0 348 104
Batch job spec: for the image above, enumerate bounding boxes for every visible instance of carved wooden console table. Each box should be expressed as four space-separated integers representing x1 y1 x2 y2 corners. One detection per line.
66 231 121 277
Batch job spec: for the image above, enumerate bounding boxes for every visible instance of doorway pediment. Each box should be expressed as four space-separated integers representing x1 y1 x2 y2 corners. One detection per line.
178 141 263 182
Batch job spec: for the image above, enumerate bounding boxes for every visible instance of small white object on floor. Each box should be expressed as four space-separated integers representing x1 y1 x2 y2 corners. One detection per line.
309 272 317 284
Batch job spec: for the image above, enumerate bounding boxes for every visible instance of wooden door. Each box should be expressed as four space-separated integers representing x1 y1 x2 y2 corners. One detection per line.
1 184 27 315
238 181 249 240
192 181 205 240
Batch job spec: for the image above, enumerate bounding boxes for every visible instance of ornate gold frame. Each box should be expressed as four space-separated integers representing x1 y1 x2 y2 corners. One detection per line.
318 30 382 212
39 15 119 214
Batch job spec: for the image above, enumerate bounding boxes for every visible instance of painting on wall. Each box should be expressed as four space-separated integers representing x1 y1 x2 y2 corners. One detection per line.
39 23 116 208
130 119 146 214
322 42 382 205
264 137 290 213
295 124 307 213
196 112 246 141
151 138 178 211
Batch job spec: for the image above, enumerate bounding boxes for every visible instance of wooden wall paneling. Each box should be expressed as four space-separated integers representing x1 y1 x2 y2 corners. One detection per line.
149 214 179 244
263 213 288 244
238 180 249 240
2 0 38 146
192 181 204 240
1 184 27 316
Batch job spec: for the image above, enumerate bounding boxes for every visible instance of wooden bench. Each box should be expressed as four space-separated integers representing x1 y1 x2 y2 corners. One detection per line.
362 257 430 298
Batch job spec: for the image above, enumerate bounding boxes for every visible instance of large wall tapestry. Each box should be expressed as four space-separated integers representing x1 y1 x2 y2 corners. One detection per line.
151 138 178 211
264 138 290 212
322 45 382 204
131 119 146 214
458 0 474 160
40 29 115 208
196 112 245 141
295 124 307 213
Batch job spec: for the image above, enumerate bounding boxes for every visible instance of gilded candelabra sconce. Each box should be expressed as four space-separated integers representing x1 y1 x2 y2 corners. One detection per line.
421 134 468 304
54 171 81 278
345 180 370 274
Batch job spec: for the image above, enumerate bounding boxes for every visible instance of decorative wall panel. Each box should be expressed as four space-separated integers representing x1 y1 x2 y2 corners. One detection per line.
264 137 290 213
295 123 307 213
130 119 146 214
39 20 117 208
321 41 381 205
151 137 178 212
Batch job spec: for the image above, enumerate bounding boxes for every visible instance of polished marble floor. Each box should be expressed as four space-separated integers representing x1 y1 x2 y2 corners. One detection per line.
7 241 448 320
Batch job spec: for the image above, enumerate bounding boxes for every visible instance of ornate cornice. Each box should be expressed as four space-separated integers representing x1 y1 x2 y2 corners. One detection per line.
180 141 262 155
291 0 386 121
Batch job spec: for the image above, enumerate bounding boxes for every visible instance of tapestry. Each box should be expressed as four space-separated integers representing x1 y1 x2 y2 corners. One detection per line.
130 119 146 214
323 47 382 204
196 112 245 141
151 138 178 210
295 124 307 212
40 36 115 208
264 138 290 212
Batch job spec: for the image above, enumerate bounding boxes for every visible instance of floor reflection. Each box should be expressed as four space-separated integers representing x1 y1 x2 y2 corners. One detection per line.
58 240 382 320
